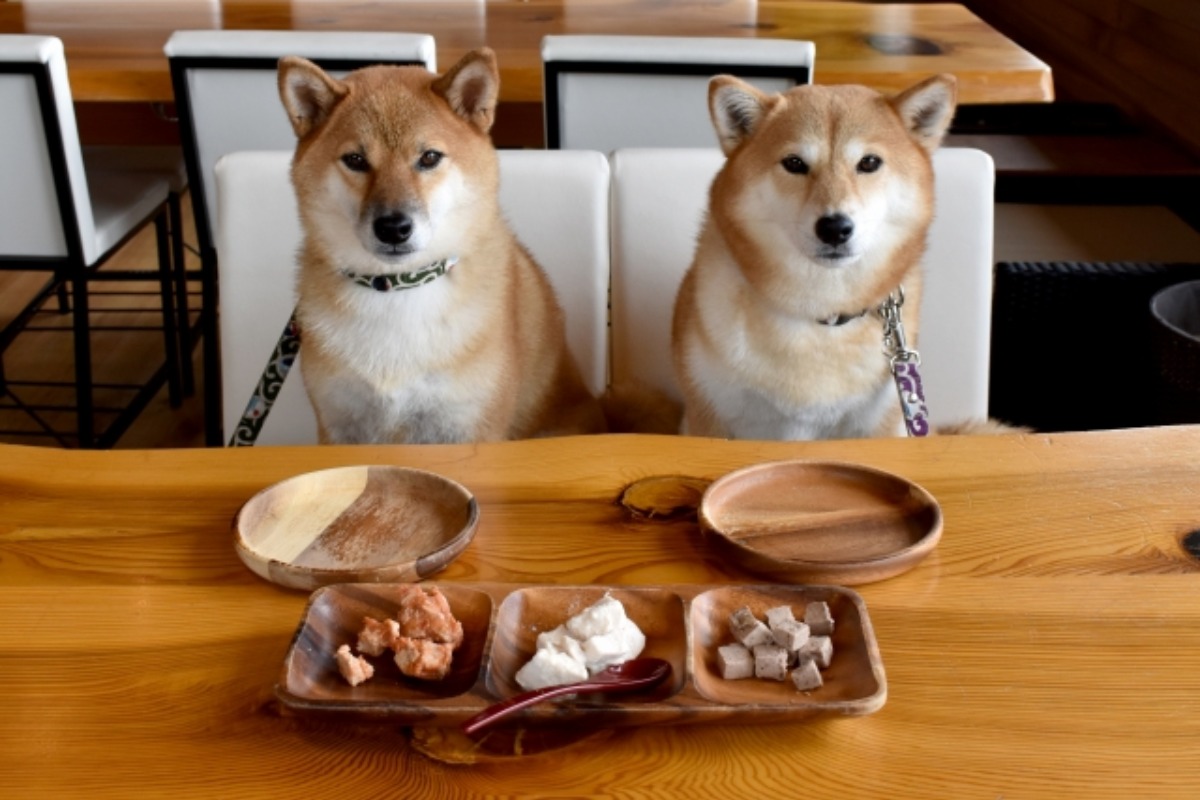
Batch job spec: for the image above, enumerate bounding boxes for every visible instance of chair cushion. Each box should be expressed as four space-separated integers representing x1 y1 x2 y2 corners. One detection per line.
85 169 170 266
84 145 189 193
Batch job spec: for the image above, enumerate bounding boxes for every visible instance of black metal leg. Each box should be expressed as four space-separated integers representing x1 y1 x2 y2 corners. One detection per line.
168 191 195 397
71 274 94 448
201 247 223 446
156 210 183 409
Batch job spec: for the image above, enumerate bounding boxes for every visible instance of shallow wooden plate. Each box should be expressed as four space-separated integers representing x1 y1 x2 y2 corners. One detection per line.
234 465 479 590
276 582 886 728
699 460 942 585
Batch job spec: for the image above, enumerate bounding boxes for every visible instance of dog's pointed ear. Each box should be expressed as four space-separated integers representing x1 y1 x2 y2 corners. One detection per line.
278 56 349 139
432 48 500 133
892 74 957 153
709 76 771 155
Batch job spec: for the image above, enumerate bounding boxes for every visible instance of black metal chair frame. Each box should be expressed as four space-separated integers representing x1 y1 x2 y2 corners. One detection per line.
0 58 182 448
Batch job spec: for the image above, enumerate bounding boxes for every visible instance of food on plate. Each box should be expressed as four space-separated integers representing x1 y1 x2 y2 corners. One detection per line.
515 594 647 691
798 635 833 669
393 636 457 681
356 616 400 656
721 601 835 690
335 644 375 687
397 584 464 646
791 658 823 691
336 586 464 685
729 606 774 648
771 619 810 651
752 643 789 681
717 643 755 680
804 601 835 636
765 605 796 630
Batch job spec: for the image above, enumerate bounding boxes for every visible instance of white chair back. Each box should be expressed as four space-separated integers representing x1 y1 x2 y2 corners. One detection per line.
609 147 996 428
214 149 611 446
542 35 814 151
0 35 95 263
165 30 436 253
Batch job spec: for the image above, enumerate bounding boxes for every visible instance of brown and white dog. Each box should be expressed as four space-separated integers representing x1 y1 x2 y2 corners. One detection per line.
671 74 959 440
278 49 604 444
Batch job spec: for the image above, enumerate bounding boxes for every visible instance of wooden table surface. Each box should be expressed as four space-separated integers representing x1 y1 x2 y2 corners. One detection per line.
2 428 1198 797
1 0 1054 105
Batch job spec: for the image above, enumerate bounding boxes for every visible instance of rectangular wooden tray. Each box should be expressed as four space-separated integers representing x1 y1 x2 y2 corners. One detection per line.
276 582 887 727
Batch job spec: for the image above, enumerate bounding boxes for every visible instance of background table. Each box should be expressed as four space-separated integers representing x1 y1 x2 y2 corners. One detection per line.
1 427 1198 797
0 0 1054 146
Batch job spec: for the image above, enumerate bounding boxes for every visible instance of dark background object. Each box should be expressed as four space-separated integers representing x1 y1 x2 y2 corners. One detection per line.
1150 280 1200 425
990 261 1200 432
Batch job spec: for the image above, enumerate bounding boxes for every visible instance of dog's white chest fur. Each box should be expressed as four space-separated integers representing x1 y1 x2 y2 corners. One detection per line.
682 254 901 440
299 279 502 444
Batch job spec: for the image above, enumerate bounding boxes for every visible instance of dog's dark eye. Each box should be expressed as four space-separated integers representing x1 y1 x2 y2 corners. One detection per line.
417 150 444 170
781 155 809 175
341 153 369 173
857 154 883 174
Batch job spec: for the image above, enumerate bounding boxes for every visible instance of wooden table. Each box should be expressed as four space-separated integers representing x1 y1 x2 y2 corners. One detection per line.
2 428 1198 797
1 1 1053 145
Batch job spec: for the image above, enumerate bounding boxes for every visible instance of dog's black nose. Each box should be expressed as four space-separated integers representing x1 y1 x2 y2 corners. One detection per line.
373 214 413 245
815 214 854 246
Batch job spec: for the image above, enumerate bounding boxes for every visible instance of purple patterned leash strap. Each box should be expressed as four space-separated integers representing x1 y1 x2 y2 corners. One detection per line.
228 310 301 447
877 288 930 437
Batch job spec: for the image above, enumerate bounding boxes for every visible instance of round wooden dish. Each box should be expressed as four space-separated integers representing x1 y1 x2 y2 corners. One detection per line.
699 460 942 585
234 465 479 590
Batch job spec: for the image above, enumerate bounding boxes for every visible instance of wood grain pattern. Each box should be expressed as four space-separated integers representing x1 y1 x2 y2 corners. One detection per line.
0 1 1054 105
2 428 1200 796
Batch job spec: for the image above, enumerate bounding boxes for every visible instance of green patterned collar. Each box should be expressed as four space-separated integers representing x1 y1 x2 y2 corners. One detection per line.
342 256 458 292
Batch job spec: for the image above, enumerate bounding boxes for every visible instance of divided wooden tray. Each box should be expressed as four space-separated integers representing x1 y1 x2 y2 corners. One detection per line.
277 582 887 728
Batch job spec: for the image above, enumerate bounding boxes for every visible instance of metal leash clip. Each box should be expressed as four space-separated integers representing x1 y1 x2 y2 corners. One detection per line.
876 287 930 437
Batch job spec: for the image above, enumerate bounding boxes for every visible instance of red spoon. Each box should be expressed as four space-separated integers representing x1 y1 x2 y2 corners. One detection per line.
461 657 672 737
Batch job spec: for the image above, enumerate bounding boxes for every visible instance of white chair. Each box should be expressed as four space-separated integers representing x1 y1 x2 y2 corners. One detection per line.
0 34 182 447
542 35 814 151
609 147 996 430
164 30 437 444
214 149 611 446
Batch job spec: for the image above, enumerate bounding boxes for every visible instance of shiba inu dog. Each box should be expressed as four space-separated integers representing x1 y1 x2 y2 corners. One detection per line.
278 49 604 444
671 73 959 440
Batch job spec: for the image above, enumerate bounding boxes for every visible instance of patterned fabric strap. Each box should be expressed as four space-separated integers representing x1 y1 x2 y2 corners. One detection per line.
228 311 302 447
875 286 930 437
891 358 930 437
343 257 457 292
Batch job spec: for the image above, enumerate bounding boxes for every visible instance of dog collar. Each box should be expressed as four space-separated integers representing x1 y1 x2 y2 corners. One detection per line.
342 256 458 292
818 284 908 327
818 309 869 327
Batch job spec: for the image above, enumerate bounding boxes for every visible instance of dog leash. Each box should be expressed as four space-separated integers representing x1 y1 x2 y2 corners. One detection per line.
228 257 458 447
228 311 301 447
876 287 930 437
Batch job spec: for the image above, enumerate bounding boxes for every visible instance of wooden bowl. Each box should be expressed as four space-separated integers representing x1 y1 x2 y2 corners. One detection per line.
699 460 942 585
276 581 886 728
234 465 479 590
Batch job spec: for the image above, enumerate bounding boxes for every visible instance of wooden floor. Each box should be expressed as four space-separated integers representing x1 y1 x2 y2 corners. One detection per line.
0 193 207 450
